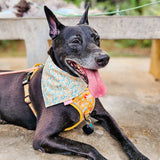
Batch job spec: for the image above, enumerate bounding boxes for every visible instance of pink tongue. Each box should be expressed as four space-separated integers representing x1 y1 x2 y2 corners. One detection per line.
83 68 107 98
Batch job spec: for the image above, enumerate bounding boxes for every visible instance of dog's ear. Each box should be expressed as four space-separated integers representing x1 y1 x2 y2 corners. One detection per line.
44 6 65 39
78 4 90 25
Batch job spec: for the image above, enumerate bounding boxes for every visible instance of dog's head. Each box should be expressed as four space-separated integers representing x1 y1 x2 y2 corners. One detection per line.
44 6 109 98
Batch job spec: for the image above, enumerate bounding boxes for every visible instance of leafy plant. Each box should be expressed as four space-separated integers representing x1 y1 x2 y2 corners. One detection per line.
0 40 11 49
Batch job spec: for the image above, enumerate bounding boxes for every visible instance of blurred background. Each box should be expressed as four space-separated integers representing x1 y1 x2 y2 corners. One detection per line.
0 0 157 61
0 1 160 160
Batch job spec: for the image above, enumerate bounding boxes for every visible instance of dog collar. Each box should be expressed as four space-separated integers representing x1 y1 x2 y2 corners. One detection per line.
41 56 87 108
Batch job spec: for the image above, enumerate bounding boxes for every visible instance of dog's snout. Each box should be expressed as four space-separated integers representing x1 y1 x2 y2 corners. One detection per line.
95 55 110 67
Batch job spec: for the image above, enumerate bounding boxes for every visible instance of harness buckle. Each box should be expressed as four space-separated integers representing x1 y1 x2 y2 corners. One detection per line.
24 95 31 104
22 72 33 85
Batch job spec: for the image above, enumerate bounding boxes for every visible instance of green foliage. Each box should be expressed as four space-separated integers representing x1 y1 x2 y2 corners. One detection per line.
0 40 26 57
115 40 139 48
0 40 16 51
101 40 151 57
141 39 152 48
0 40 11 49
114 40 151 48
101 0 152 15
64 0 159 16
97 1 116 12
65 0 84 7
143 1 160 16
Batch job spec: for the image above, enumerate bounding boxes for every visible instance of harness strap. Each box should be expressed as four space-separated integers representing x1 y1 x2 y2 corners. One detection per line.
23 63 95 132
64 89 95 131
24 83 38 117
23 63 43 118
64 103 84 131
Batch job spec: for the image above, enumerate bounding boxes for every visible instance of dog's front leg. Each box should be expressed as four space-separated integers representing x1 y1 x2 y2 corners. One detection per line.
33 105 107 160
34 135 107 160
91 99 149 160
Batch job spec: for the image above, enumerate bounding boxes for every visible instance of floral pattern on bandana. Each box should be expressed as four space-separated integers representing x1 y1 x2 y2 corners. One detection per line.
41 56 87 108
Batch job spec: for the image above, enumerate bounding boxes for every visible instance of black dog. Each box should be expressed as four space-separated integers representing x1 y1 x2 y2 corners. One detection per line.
0 6 149 160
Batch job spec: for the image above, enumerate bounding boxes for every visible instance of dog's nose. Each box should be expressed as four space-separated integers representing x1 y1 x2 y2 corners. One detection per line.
95 55 110 67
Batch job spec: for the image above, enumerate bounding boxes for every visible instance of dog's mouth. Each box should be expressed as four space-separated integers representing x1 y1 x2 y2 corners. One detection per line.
67 60 106 98
67 60 88 83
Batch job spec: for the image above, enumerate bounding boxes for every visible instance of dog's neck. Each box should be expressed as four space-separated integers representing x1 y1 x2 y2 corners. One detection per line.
47 47 59 68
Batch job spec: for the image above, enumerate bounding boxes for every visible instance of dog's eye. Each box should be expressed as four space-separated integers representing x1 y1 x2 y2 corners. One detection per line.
71 39 81 45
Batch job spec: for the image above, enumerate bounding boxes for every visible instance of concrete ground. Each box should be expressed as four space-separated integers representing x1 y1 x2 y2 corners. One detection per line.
0 57 160 160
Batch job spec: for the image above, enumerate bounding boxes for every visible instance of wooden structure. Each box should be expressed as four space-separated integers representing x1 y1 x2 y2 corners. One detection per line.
0 16 160 79
150 40 160 80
